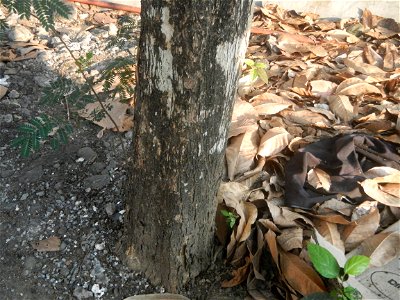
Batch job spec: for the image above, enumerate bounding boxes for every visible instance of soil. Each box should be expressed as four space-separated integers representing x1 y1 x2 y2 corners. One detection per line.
0 3 254 300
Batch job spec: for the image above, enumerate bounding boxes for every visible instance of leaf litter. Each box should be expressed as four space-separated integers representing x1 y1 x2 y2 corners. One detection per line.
218 4 400 299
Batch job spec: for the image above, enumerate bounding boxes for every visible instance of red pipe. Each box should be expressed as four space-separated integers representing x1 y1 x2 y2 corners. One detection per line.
67 0 141 14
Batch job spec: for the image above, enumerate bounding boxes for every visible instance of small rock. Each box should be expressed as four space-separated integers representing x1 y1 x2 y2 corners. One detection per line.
105 202 116 217
20 193 29 200
91 284 106 298
0 85 7 100
77 146 97 163
73 286 93 300
95 242 105 251
34 75 51 87
84 174 109 190
19 165 44 183
7 25 33 42
24 256 37 271
108 23 118 36
0 169 14 178
8 89 19 99
0 114 13 124
91 162 105 174
4 68 18 75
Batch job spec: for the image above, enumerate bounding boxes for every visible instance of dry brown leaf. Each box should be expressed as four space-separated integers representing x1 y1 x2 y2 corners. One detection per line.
310 80 337 98
257 127 292 158
326 29 359 43
279 109 331 128
78 101 133 131
317 199 354 217
226 125 259 180
31 236 61 252
364 45 383 68
250 93 295 116
349 231 400 267
268 202 313 228
238 202 258 243
337 82 382 96
343 58 387 81
342 207 380 251
327 95 354 122
280 251 326 296
217 182 249 206
221 256 251 288
355 119 394 133
361 172 400 207
276 227 303 251
335 78 364 94
230 98 258 138
313 219 345 252
307 168 332 192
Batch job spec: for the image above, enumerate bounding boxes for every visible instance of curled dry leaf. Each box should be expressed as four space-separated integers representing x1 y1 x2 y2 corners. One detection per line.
335 77 365 94
31 236 61 252
237 202 258 243
221 256 251 288
250 92 295 116
280 251 326 296
279 109 331 128
343 58 387 81
229 99 258 138
268 201 313 228
327 95 355 122
349 231 400 267
257 127 292 158
337 82 382 97
217 181 249 206
226 125 259 180
276 227 303 252
342 207 380 252
313 219 345 252
360 171 400 207
307 168 331 192
310 80 337 98
78 101 133 131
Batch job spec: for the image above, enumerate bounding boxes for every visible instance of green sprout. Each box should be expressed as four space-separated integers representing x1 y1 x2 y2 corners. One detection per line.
303 243 370 300
220 209 238 229
244 59 269 84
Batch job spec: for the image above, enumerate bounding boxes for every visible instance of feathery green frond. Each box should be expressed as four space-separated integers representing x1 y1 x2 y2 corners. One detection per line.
12 114 73 157
106 15 138 49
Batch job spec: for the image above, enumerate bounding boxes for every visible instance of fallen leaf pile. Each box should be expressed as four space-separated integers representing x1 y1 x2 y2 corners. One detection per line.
218 5 399 299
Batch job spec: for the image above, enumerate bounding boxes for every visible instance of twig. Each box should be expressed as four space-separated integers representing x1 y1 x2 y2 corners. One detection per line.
49 26 127 155
355 144 400 170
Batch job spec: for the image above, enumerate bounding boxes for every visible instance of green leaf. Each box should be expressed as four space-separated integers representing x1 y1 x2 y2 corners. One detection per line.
229 217 236 228
221 210 230 217
256 68 269 84
307 243 340 279
343 286 362 300
244 59 255 67
20 137 32 158
254 62 267 69
11 135 27 148
344 255 370 276
250 69 258 81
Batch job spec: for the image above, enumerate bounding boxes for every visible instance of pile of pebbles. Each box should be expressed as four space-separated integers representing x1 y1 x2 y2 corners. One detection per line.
0 2 161 299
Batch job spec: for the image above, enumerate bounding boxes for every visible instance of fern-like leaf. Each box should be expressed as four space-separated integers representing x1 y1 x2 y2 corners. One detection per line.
32 0 54 30
12 114 73 157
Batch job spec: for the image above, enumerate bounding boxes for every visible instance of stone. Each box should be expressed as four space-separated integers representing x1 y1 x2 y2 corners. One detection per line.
24 256 37 271
0 114 13 124
104 202 116 217
18 165 44 183
91 162 105 174
8 90 19 99
84 175 109 190
0 169 14 178
108 23 118 36
0 85 7 100
7 25 33 42
34 75 51 87
73 287 93 300
77 147 97 163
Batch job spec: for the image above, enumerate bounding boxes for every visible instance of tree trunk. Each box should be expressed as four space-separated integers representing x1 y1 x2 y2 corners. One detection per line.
125 0 254 292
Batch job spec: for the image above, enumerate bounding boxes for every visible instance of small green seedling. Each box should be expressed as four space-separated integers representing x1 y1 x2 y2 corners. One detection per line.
220 209 238 229
304 243 370 300
244 59 269 84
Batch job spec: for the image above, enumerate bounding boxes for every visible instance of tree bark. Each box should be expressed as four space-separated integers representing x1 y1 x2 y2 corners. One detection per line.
125 0 253 292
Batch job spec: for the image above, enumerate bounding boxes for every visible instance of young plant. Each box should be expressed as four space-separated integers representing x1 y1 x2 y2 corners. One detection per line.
220 209 238 229
244 59 269 84
304 243 370 300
